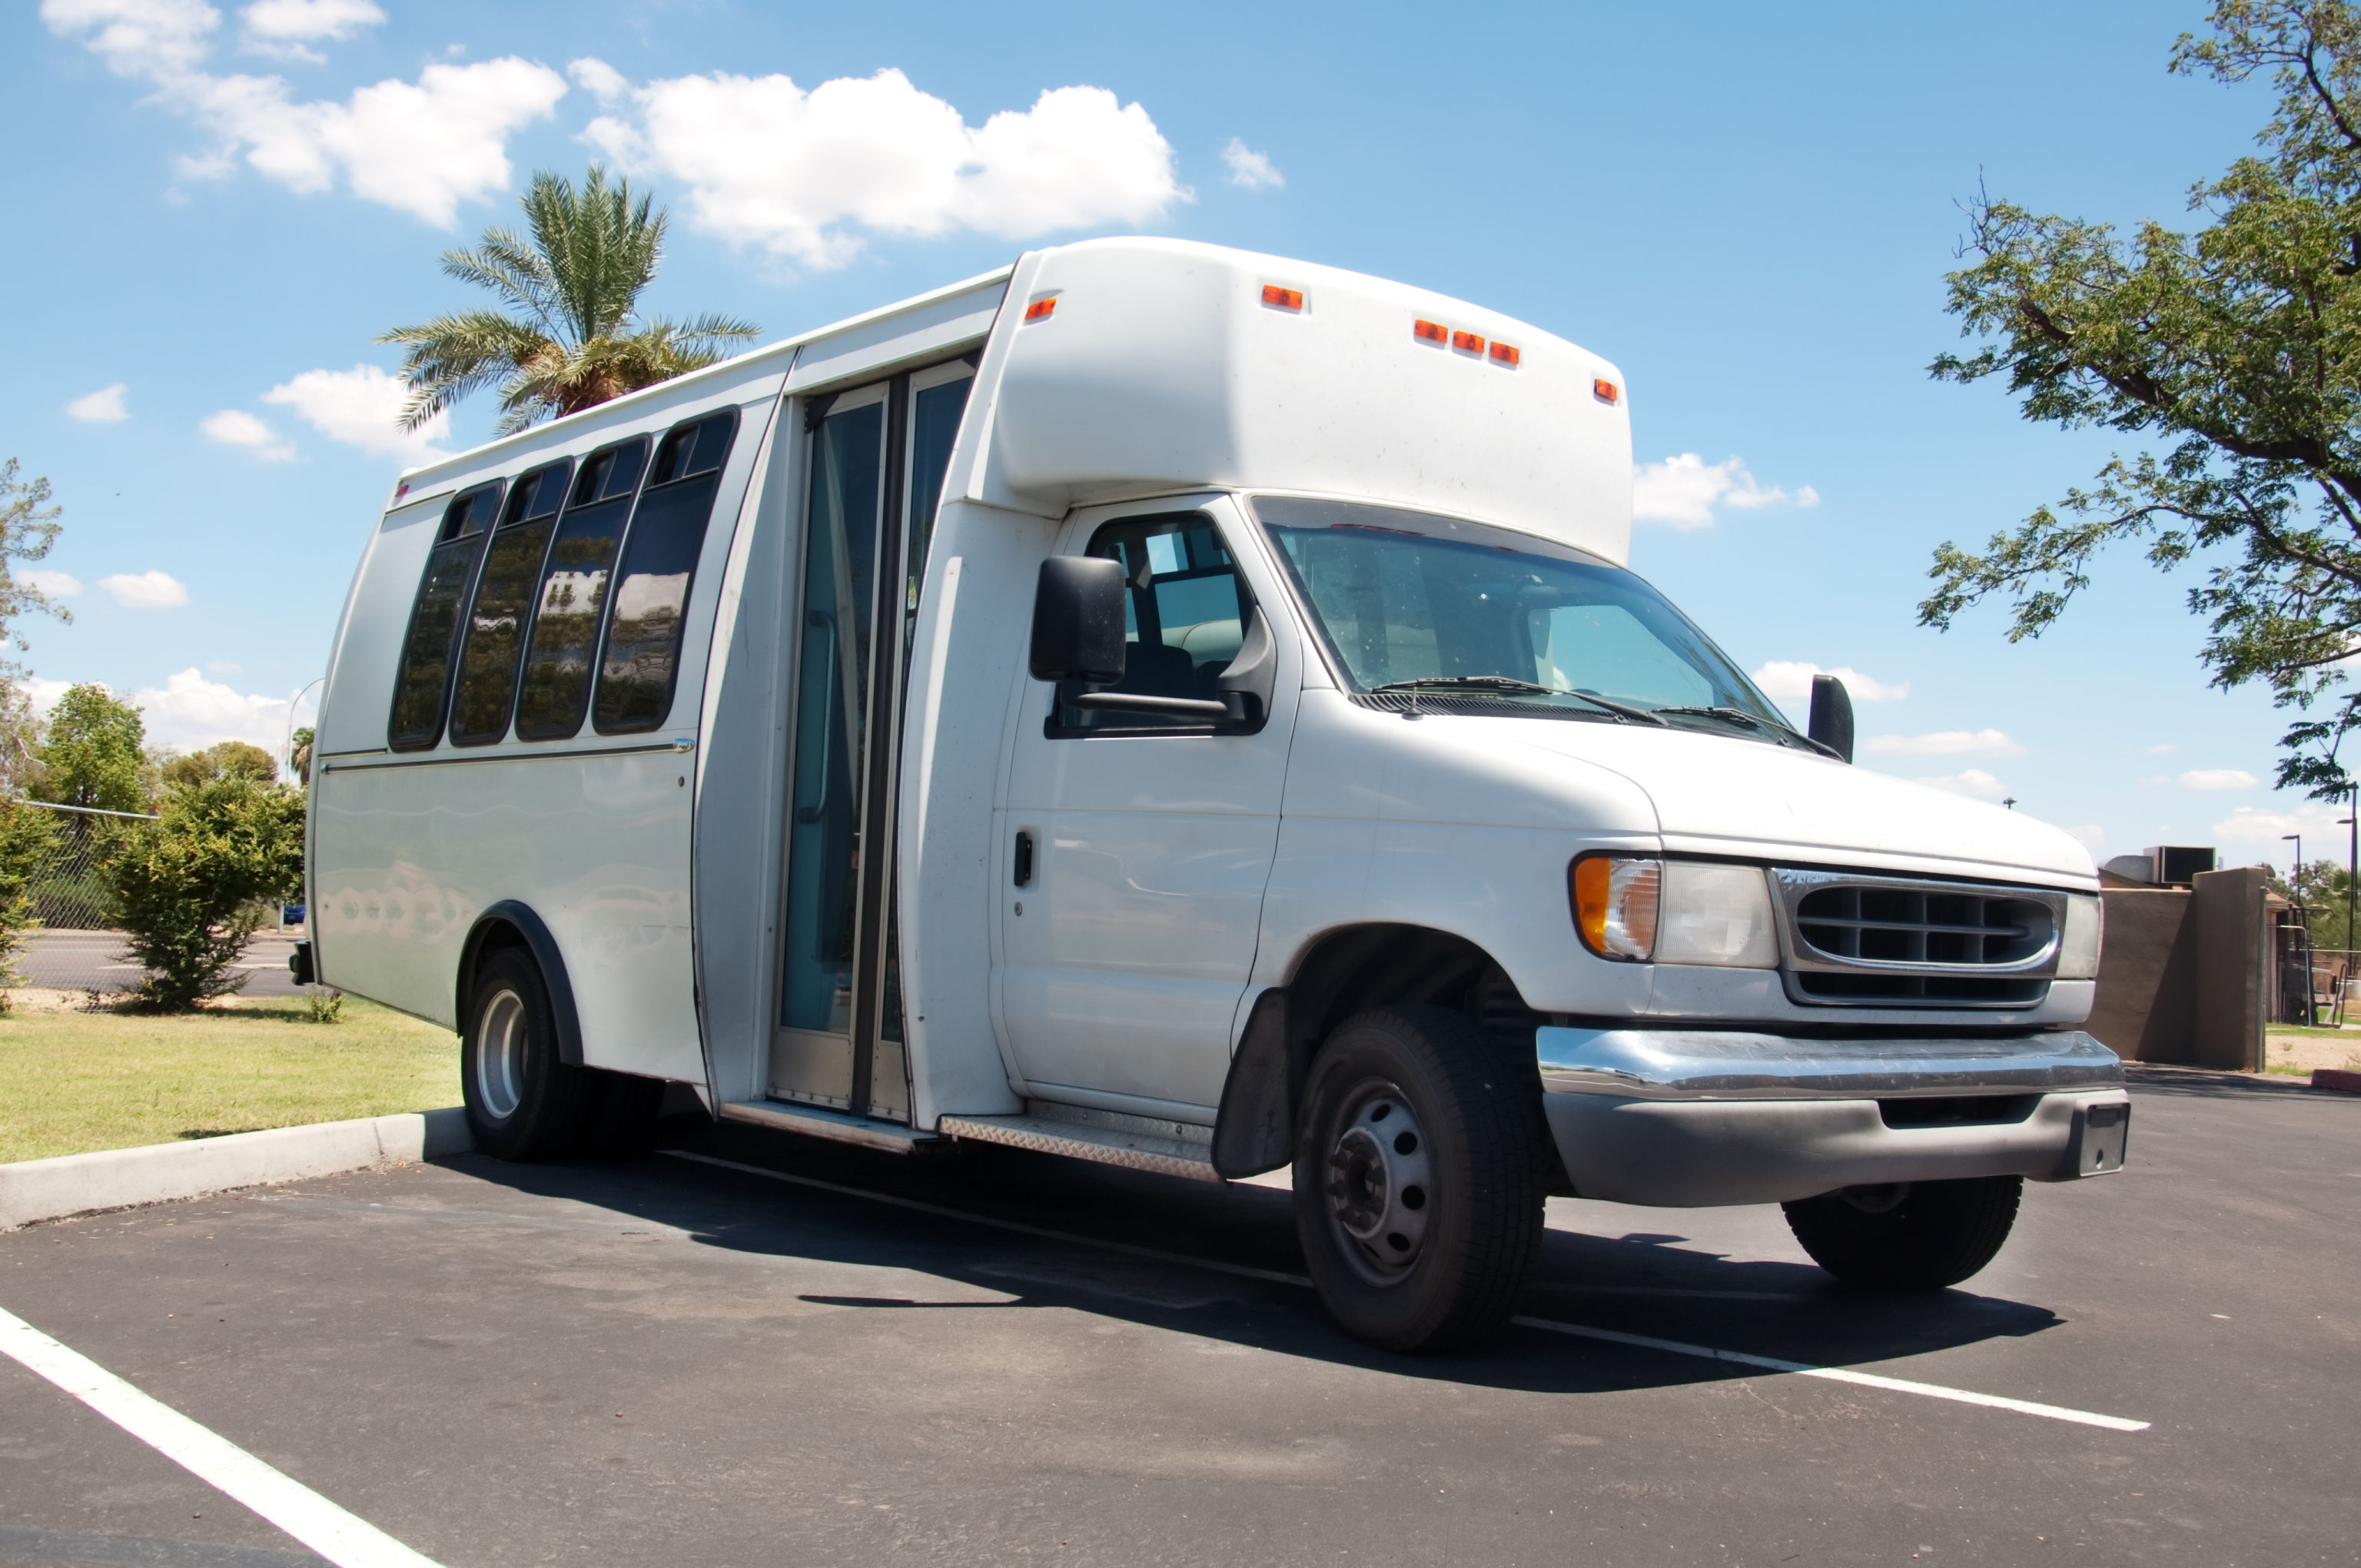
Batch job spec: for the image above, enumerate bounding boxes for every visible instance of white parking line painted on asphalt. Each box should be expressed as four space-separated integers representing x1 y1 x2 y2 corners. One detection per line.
1510 1317 2150 1431
664 1149 2153 1434
0 1304 446 1568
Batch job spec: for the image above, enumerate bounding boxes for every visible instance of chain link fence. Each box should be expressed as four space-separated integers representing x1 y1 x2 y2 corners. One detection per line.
3 799 306 1000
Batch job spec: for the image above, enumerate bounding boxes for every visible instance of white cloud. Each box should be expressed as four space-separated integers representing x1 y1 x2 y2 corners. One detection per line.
66 384 129 423
238 0 380 59
261 364 447 463
200 407 295 460
22 570 84 599
1915 769 2009 802
43 2 563 227
1632 453 1819 530
1864 729 2025 759
2213 800 2346 849
100 570 191 608
1749 659 1910 703
2179 768 2257 792
42 0 218 76
2066 823 2107 850
207 659 243 673
129 667 294 752
23 676 74 715
579 61 1184 268
1221 137 1283 189
2147 742 2177 754
567 55 628 104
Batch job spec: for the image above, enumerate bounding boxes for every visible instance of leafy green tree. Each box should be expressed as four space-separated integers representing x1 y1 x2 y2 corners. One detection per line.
108 776 305 1011
33 684 151 814
161 740 278 790
380 166 759 435
0 457 71 679
0 799 59 1008
1924 1 2361 797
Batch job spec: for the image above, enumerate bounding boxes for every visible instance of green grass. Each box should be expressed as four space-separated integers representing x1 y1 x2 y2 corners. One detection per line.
2266 1025 2361 1038
0 998 460 1164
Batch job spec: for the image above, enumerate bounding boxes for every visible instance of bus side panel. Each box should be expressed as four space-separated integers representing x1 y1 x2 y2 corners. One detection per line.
310 752 702 1085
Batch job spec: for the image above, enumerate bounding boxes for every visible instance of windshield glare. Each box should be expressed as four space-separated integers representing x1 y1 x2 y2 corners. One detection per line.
1250 496 1788 733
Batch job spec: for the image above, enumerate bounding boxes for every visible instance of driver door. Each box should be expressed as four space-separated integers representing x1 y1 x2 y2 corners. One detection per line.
995 498 1301 1116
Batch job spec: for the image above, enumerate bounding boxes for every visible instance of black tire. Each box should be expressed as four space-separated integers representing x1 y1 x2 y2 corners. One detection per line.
1782 1176 2022 1291
460 948 598 1161
1293 1005 1546 1353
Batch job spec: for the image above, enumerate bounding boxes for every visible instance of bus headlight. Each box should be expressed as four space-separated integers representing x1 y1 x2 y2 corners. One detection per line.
2057 893 2103 980
1656 862 1780 968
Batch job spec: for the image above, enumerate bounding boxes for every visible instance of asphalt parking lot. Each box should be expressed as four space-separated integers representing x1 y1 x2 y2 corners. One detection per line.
2 1067 2355 1568
15 932 303 998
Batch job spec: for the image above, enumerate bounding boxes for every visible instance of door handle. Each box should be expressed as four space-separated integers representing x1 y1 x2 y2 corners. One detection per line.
1014 831 1034 887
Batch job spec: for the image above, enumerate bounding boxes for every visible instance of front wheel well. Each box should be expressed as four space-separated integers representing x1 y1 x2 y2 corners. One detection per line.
1211 923 1548 1180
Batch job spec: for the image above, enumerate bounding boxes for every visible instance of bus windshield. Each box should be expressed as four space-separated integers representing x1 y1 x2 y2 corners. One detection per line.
1250 494 1800 743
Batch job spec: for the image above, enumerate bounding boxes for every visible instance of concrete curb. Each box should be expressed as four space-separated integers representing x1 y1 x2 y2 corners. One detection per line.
0 1108 474 1231
2313 1068 2361 1095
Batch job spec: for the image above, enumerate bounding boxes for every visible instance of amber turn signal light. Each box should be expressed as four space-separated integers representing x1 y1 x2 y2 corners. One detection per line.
1261 284 1304 310
1024 296 1058 323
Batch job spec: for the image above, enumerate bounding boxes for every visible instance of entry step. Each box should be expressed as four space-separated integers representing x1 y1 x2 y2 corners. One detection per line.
937 1101 1222 1184
721 1098 941 1153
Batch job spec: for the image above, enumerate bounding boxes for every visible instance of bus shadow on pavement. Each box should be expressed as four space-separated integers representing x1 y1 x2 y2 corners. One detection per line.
433 1120 2068 1400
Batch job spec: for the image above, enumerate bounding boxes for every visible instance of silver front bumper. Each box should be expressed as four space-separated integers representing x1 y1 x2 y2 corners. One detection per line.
1536 1027 2128 1208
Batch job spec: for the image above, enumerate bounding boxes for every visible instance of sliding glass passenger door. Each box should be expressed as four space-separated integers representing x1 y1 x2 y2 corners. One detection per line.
772 363 972 1120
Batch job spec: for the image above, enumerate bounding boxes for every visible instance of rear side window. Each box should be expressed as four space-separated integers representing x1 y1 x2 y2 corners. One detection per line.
387 482 503 751
448 460 572 746
515 438 649 741
594 412 738 733
1053 512 1248 734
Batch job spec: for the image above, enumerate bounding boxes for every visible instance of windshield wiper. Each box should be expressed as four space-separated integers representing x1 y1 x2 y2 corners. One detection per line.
1655 705 1840 756
1371 676 1665 725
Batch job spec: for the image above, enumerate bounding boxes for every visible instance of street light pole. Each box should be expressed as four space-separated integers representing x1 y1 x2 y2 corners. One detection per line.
2284 832 2310 1025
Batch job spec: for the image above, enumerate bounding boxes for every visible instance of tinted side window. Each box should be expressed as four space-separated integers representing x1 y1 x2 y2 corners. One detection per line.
1054 513 1247 733
514 439 649 741
448 460 572 745
593 412 738 733
387 482 503 751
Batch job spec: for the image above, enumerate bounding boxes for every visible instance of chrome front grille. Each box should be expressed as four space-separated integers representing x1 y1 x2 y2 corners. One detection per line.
1773 869 2065 1008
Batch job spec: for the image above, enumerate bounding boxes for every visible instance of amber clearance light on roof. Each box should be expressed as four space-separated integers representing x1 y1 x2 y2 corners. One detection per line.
1261 284 1304 310
1489 341 1521 367
1450 329 1486 354
1023 295 1058 323
1413 319 1448 344
1593 377 1620 404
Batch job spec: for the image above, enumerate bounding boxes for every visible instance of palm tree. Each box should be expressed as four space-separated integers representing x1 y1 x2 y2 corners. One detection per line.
380 167 759 434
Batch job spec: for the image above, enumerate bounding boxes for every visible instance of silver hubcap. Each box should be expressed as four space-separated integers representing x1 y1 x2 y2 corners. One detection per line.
1323 1083 1434 1282
474 988 528 1121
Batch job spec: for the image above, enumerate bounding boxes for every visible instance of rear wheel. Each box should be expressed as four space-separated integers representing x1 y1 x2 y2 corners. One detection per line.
1782 1176 2022 1291
1293 1005 1545 1353
462 948 598 1161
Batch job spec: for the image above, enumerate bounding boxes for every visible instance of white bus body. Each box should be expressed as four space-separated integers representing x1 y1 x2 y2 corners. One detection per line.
311 238 2126 1350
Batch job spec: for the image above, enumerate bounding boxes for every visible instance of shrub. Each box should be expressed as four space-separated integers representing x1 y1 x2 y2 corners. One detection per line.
108 777 304 1012
0 799 57 1008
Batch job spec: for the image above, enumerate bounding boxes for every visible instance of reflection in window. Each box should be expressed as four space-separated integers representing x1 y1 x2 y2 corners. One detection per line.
514 438 647 740
594 412 736 733
449 460 571 745
1054 512 1247 733
387 482 503 751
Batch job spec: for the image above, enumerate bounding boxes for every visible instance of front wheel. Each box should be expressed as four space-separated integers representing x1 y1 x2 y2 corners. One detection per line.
1293 1006 1546 1353
1782 1176 2022 1291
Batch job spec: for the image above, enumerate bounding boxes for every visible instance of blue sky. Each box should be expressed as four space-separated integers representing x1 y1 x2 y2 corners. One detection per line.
4 0 2329 871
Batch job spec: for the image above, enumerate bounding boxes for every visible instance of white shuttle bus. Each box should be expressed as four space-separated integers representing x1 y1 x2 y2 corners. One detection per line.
307 238 2127 1350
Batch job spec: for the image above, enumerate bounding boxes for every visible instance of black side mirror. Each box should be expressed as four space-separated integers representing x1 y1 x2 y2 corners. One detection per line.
1030 556 1127 684
1808 674 1855 763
